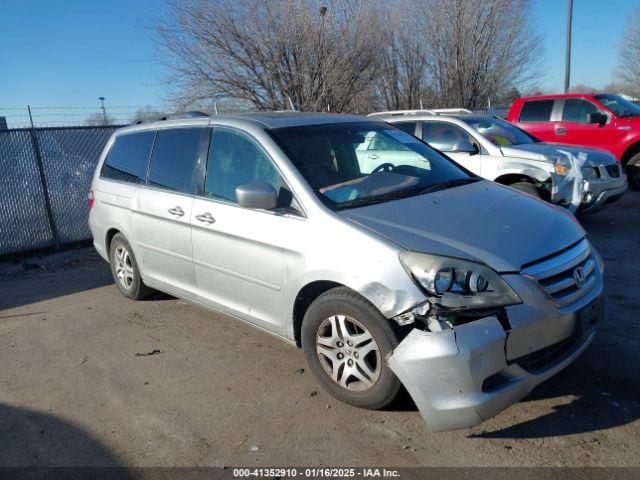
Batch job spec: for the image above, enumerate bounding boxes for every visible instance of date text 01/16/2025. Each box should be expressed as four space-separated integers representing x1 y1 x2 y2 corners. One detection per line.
232 468 401 478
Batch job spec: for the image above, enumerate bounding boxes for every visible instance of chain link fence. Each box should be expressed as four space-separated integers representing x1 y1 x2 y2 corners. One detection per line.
0 125 122 257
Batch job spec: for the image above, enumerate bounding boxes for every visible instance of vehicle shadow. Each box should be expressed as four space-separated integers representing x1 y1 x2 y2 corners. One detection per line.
0 402 132 474
0 249 175 311
0 250 113 311
468 340 640 439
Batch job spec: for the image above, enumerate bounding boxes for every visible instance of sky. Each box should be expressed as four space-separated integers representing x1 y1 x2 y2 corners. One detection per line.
532 0 639 92
0 0 169 125
0 0 639 125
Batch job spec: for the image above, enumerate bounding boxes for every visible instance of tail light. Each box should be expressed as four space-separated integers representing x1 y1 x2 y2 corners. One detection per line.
88 190 95 210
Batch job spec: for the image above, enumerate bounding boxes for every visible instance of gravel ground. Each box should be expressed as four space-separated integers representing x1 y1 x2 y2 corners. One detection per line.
0 192 639 468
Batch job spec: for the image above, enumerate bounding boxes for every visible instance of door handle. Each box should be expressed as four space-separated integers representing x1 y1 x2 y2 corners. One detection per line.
195 212 216 224
367 153 380 160
168 206 184 217
555 127 567 135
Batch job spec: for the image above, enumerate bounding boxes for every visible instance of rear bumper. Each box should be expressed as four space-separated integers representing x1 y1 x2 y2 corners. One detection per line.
88 211 109 262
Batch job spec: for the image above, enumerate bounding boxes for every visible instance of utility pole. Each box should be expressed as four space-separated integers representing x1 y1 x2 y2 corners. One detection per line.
319 5 328 111
564 0 573 93
99 96 107 124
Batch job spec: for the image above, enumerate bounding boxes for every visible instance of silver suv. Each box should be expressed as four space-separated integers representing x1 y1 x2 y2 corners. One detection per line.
370 109 627 213
89 112 603 431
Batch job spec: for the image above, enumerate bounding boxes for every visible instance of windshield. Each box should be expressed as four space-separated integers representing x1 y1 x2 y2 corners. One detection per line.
461 116 537 146
594 94 640 118
268 122 473 209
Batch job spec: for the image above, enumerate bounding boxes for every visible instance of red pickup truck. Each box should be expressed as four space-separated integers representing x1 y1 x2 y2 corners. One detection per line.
507 93 640 189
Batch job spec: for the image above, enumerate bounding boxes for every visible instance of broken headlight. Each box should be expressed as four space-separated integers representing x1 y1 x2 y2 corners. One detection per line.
399 251 521 310
554 157 573 176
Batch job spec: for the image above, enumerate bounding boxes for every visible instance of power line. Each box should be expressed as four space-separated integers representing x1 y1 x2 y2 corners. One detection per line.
0 105 168 110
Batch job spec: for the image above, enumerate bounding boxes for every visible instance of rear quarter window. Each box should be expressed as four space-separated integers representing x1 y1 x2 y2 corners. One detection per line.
100 131 155 183
519 100 554 122
393 122 418 135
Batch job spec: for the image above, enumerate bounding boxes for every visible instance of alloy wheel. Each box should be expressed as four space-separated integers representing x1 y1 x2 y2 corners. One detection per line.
114 245 134 290
315 315 381 392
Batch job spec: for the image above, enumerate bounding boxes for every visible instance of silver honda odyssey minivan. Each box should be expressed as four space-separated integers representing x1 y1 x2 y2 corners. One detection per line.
89 112 603 431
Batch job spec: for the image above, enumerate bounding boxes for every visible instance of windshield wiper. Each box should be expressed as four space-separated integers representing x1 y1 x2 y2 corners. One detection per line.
335 177 481 209
415 177 481 195
336 192 411 209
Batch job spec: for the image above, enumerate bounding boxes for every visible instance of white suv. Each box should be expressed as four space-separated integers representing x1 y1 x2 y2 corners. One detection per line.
370 110 627 213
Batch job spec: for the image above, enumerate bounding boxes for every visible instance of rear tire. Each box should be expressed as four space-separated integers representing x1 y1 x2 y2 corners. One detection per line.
108 233 155 300
510 181 541 198
625 152 640 191
301 287 401 410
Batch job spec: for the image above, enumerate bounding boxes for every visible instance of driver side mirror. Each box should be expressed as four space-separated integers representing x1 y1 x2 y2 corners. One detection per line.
236 182 278 210
452 140 480 155
587 112 607 126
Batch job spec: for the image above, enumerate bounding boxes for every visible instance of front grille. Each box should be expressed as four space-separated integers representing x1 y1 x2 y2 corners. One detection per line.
582 166 600 179
606 164 621 178
521 239 598 309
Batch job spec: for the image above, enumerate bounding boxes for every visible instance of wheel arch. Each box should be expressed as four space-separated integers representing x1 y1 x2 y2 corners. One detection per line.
621 140 640 168
292 280 345 347
105 228 121 257
494 173 539 186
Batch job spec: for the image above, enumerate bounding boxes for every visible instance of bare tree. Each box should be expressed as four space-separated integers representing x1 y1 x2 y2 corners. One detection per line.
156 0 385 113
569 83 598 93
422 0 542 108
130 106 167 123
376 1 434 110
84 112 117 126
617 7 640 97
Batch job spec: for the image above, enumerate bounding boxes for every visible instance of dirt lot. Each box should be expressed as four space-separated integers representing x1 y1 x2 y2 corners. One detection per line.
1 192 639 468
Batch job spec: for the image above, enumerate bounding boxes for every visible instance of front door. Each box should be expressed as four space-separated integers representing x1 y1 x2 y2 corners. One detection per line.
191 127 288 334
554 98 619 151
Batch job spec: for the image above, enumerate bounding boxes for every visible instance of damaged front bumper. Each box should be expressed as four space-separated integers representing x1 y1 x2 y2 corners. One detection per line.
389 314 597 431
579 171 628 214
388 257 604 432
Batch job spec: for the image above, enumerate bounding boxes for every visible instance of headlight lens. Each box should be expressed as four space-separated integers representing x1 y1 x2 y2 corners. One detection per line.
399 251 521 310
554 157 573 176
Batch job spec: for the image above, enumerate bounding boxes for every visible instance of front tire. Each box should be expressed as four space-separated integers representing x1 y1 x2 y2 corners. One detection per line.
301 287 401 410
108 233 155 300
510 181 541 198
625 152 640 191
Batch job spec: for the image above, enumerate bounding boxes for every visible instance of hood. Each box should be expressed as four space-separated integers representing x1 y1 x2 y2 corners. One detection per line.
500 143 617 167
340 181 585 272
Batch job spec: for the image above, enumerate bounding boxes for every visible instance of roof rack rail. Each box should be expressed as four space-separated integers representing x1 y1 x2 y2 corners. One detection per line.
159 110 210 121
368 109 436 118
429 108 473 115
368 108 474 118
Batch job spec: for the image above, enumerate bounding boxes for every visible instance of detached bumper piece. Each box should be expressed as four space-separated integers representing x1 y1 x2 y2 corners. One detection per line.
580 165 628 214
388 311 598 432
